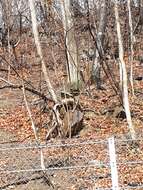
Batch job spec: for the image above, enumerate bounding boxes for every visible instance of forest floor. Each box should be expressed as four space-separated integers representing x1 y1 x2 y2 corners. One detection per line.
0 54 143 189
0 21 143 189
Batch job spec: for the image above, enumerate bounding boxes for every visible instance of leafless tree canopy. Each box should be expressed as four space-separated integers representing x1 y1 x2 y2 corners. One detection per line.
0 0 142 140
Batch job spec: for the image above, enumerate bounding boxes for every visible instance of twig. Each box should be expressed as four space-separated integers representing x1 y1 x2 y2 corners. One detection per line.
0 77 52 102
0 172 54 190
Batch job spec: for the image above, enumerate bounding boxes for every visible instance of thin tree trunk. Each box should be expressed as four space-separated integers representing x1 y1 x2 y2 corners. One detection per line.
22 81 38 142
28 0 58 103
127 0 135 96
1 0 12 81
114 0 136 140
7 28 11 81
92 0 107 89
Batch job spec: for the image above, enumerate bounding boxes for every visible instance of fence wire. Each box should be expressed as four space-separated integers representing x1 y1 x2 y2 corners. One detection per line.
0 137 143 190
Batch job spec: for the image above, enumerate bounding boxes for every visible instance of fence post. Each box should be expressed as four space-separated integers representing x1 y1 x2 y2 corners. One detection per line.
40 148 46 170
108 137 120 190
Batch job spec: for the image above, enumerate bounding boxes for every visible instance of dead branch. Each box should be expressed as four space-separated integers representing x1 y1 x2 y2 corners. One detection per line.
0 84 52 102
0 172 54 190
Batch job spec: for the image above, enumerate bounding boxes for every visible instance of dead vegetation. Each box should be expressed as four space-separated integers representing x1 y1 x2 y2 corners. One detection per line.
0 0 143 189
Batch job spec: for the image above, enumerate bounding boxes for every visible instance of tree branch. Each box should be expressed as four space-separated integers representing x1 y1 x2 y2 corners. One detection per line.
0 78 53 102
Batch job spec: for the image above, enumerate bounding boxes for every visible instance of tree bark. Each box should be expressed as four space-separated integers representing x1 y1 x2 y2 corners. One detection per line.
92 0 107 89
127 0 135 96
28 0 58 103
61 0 80 91
114 0 136 140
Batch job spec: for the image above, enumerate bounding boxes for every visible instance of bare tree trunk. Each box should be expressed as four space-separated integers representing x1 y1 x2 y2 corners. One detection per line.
114 0 136 140
133 0 140 7
7 28 11 81
28 0 58 103
22 81 38 142
127 0 135 96
92 0 107 89
40 0 50 33
61 0 80 91
1 0 12 80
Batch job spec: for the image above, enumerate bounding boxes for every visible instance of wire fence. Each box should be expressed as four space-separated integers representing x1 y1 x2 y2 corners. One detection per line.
0 136 143 190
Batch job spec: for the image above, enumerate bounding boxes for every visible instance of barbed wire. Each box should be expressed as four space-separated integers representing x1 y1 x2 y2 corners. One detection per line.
76 186 143 190
0 159 143 173
117 160 143 165
0 136 143 151
0 139 108 151
95 187 143 190
121 185 143 190
0 163 109 174
0 136 143 189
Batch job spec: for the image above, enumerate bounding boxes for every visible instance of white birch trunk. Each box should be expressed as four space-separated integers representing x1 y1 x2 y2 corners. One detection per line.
114 0 136 140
